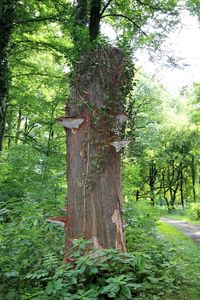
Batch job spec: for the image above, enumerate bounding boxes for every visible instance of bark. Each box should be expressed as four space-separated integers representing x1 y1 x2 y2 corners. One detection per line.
149 161 157 206
135 190 140 201
167 160 179 208
0 0 17 151
89 0 101 41
191 155 196 202
180 163 184 208
161 170 170 209
42 103 56 180
64 47 132 251
14 109 22 144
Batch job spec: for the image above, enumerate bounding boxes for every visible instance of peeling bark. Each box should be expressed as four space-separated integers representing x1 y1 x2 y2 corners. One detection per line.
65 47 133 251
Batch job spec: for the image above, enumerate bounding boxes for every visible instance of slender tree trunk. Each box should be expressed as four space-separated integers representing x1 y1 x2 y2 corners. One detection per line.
191 155 196 202
15 109 22 144
135 190 140 201
0 0 17 151
170 182 179 208
42 104 56 180
180 163 184 208
167 160 179 209
63 47 132 251
149 161 157 206
167 162 173 207
161 170 170 209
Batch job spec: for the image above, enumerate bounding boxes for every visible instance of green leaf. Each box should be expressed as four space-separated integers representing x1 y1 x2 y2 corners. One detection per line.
6 291 16 300
121 285 132 298
46 282 54 294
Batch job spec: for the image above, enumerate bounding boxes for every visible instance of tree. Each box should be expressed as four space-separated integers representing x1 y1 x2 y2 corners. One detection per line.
62 0 180 252
0 0 18 151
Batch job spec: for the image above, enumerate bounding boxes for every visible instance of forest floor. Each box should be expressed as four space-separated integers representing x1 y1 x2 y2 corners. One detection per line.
160 217 200 244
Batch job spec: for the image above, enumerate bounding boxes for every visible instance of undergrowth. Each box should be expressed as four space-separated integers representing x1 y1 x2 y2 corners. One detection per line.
0 201 183 300
0 238 182 300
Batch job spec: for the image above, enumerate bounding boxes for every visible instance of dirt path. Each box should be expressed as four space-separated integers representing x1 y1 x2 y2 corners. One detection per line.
160 217 200 244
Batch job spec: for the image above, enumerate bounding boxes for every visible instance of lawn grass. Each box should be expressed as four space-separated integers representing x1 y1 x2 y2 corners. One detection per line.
158 221 200 300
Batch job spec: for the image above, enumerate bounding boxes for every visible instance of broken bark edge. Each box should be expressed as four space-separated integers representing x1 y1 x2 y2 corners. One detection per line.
112 209 126 251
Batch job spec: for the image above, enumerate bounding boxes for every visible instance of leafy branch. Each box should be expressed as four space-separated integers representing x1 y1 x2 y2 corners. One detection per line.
11 73 63 79
101 13 152 39
101 13 179 67
100 0 114 17
14 15 61 25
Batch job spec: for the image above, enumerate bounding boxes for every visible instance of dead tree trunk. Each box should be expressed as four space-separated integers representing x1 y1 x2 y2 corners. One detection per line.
60 47 132 251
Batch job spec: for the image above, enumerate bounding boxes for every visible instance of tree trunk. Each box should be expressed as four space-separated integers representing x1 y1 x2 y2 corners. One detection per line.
161 170 170 209
15 109 22 144
135 190 140 201
89 0 101 41
191 155 196 202
149 161 157 206
63 47 132 251
180 163 184 208
0 0 17 151
167 160 179 209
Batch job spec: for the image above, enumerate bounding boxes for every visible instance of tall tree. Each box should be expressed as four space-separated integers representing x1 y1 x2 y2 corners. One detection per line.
0 0 18 151
60 0 180 251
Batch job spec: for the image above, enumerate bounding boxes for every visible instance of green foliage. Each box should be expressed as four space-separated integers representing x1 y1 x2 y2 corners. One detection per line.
0 198 182 300
124 201 160 250
0 143 66 299
0 206 65 300
0 1 200 300
187 203 200 220
0 238 181 300
122 162 141 201
123 71 200 208
0 144 65 206
187 0 200 20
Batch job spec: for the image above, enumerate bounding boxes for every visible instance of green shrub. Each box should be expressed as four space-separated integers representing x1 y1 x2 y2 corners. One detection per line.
0 195 182 300
187 203 200 220
0 238 180 300
124 200 159 251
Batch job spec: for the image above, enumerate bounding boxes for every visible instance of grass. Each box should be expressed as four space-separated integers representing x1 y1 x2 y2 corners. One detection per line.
158 221 200 300
160 208 200 225
166 215 200 226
